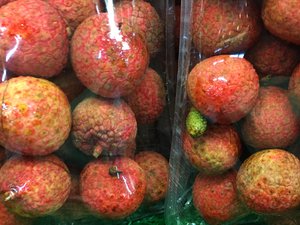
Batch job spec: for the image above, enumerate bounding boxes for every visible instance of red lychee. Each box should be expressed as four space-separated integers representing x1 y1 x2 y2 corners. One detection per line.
80 157 146 219
72 97 137 158
182 125 241 174
241 86 299 150
262 0 300 45
237 149 300 213
0 155 71 217
0 0 69 77
192 0 262 56
0 76 72 156
71 13 149 98
187 55 259 124
193 170 247 225
124 68 166 124
134 150 169 203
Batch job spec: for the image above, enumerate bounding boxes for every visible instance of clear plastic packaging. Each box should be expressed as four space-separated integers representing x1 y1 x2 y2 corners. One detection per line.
166 0 300 225
0 0 175 224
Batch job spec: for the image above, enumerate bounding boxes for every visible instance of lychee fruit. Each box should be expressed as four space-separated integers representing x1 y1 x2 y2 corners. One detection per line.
72 97 137 158
0 0 69 77
0 155 71 217
192 0 262 56
241 86 299 150
262 0 300 45
187 55 259 124
245 32 300 78
289 63 300 110
134 150 169 204
182 124 241 174
0 202 23 225
80 157 146 219
237 149 300 213
193 170 247 225
185 107 207 138
124 68 166 124
71 13 149 98
0 76 72 156
114 0 164 56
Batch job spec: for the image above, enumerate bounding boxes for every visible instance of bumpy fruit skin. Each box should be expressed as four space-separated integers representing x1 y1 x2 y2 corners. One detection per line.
193 170 247 225
0 0 68 77
71 13 149 98
72 97 137 158
124 68 165 124
80 157 146 219
237 149 300 213
182 125 241 174
115 0 164 56
262 0 300 45
192 0 261 56
0 202 21 225
186 107 207 138
0 155 71 217
289 63 300 109
187 55 259 124
241 86 299 149
0 76 71 156
245 33 300 77
134 150 169 203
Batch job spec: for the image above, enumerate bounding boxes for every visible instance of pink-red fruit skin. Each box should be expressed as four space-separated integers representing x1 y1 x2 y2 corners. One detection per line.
237 149 300 214
0 76 71 156
0 155 71 217
187 55 259 124
80 157 147 219
71 13 149 98
0 0 69 77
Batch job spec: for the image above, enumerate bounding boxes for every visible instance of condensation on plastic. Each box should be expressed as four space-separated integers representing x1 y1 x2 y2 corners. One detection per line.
166 0 300 225
0 0 175 224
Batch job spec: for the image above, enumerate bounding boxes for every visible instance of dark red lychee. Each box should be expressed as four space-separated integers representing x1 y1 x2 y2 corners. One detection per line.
71 13 149 98
80 157 146 219
0 155 71 217
241 86 299 149
0 0 69 77
192 0 262 56
193 170 247 225
124 68 166 124
0 76 72 156
182 125 241 174
262 0 300 45
72 97 137 158
134 150 169 203
187 55 259 124
237 149 300 213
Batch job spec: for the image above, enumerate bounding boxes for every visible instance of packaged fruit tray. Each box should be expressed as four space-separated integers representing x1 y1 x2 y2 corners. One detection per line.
0 0 176 224
166 0 300 225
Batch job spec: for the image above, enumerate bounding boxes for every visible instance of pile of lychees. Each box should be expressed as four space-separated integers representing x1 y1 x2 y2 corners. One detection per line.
0 0 169 223
184 0 300 224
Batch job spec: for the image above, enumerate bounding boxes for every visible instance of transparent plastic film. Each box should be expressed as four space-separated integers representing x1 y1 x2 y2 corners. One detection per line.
166 0 300 225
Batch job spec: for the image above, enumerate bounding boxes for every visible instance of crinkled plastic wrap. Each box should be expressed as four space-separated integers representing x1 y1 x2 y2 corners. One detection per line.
166 0 300 225
0 0 175 224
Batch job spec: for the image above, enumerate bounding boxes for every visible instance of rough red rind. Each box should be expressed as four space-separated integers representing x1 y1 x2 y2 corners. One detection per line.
237 149 300 213
72 97 137 157
0 155 71 217
0 76 72 156
0 0 69 77
192 0 261 56
0 0 13 7
134 150 169 203
193 170 247 225
115 0 164 56
124 68 166 124
71 13 149 98
182 125 241 174
80 157 146 219
0 201 21 225
241 86 299 149
187 55 259 124
262 0 300 45
289 63 300 109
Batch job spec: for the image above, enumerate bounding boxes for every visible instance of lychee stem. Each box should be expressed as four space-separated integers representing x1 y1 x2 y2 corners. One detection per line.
3 188 17 201
109 166 122 179
93 145 103 158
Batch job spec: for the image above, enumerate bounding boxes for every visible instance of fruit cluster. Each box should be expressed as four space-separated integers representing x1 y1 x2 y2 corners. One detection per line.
0 0 170 223
183 0 300 224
